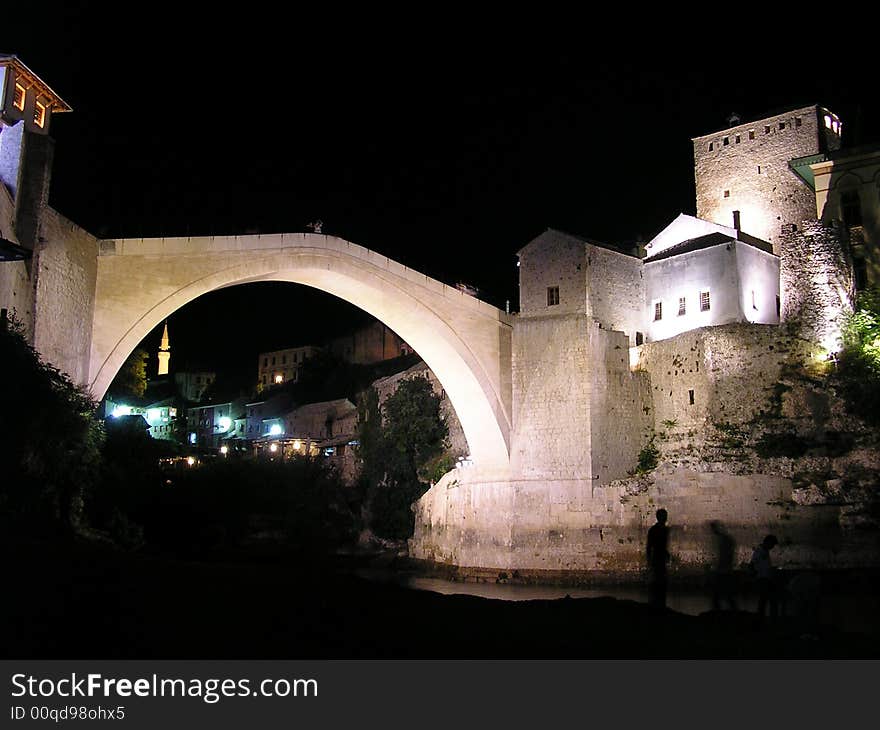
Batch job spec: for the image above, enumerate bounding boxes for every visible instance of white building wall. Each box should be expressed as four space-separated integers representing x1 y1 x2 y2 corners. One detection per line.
644 244 742 342
734 243 780 324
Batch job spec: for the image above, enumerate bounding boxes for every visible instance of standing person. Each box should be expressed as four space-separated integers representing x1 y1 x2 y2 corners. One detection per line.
750 534 779 622
710 521 738 611
646 508 670 611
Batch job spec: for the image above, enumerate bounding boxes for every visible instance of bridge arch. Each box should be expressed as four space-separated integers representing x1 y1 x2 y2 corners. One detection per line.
89 233 512 470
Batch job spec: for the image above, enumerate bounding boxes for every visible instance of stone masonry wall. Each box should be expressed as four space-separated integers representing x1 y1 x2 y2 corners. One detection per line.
31 207 99 386
589 326 652 484
510 312 592 481
584 243 643 345
693 105 825 251
412 321 880 574
0 183 34 338
779 219 853 350
517 230 586 317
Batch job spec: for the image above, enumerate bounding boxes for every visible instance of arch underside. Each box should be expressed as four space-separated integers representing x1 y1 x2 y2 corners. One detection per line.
90 247 511 469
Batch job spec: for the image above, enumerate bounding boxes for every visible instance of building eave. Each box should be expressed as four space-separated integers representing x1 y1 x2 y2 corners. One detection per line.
0 54 72 113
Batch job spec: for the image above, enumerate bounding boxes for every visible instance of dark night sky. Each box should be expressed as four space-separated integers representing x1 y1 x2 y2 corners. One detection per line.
5 8 877 383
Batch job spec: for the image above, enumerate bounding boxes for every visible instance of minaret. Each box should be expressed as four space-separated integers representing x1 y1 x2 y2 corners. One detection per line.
157 321 171 376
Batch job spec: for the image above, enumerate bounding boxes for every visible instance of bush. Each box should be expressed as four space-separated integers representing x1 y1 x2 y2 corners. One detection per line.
0 317 104 533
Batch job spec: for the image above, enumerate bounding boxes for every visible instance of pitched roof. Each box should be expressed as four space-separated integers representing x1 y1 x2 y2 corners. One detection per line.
644 231 773 263
0 54 71 113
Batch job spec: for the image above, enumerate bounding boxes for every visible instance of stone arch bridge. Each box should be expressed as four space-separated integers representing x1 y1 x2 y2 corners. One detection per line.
89 233 513 470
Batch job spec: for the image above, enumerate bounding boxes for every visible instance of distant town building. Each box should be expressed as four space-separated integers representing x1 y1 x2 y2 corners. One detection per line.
175 370 216 402
256 345 321 391
327 321 412 365
142 397 179 441
186 397 247 449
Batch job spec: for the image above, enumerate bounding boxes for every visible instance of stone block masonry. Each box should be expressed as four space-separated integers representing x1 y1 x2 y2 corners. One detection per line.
31 208 99 387
693 105 835 251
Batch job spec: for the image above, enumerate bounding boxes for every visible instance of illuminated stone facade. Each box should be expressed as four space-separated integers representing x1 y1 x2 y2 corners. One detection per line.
693 105 841 251
2 56 875 576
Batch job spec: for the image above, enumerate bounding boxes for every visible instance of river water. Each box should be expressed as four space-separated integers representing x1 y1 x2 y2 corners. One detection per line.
358 568 880 636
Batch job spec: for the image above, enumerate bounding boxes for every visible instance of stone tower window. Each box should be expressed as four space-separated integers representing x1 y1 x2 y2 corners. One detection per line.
735 134 741 144
547 287 559 306
779 121 786 131
654 301 663 321
764 125 771 134
795 117 802 128
709 142 714 151
723 190 730 199
749 130 755 140
678 297 686 316
33 101 46 128
723 136 729 146
700 291 711 312
689 390 695 405
13 83 25 111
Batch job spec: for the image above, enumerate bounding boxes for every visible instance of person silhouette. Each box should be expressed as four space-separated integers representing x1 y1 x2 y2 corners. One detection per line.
646 508 670 610
750 534 779 622
710 521 738 611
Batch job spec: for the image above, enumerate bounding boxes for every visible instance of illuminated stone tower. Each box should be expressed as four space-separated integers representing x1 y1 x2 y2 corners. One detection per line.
692 104 842 252
157 321 171 376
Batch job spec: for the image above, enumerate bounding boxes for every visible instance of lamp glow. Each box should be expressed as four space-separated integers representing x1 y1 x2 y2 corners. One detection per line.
269 443 278 453
111 405 131 418
186 456 195 466
220 445 228 455
218 416 232 432
269 424 283 436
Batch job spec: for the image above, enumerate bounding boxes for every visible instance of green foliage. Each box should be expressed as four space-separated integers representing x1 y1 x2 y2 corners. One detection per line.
356 377 449 540
0 317 104 532
110 348 149 399
661 419 678 430
636 436 659 475
836 288 880 425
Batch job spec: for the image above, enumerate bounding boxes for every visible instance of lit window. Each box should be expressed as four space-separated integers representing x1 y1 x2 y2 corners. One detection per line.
654 302 662 321
700 291 711 312
32 101 46 128
749 130 755 140
13 83 25 111
824 115 832 129
678 297 686 316
274 374 283 384
832 120 839 134
547 286 559 306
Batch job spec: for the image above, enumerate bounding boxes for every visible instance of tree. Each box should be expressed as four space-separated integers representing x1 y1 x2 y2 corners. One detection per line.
837 287 880 424
356 377 448 539
110 348 149 399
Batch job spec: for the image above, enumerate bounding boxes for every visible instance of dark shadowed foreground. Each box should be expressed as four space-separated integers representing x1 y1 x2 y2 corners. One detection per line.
3 536 879 659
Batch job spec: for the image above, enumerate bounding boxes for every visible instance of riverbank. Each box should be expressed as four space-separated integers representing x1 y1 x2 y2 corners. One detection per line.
3 537 879 659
